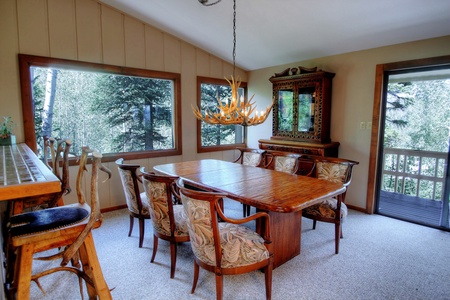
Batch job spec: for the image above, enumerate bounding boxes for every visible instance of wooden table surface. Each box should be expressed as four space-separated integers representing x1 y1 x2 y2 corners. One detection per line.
154 159 346 268
0 143 60 201
154 159 345 212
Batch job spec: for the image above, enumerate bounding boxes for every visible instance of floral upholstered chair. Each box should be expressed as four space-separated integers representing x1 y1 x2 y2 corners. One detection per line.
264 151 302 174
233 147 267 216
302 156 359 254
233 147 266 167
177 179 273 300
116 158 150 248
141 170 190 279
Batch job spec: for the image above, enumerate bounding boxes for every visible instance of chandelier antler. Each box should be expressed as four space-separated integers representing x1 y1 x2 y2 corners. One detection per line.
194 0 273 126
198 0 222 6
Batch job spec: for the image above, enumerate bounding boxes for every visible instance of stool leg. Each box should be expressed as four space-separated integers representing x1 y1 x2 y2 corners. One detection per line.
15 243 34 300
79 233 112 299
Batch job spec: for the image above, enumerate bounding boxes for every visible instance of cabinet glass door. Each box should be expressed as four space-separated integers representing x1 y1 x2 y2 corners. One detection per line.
298 88 315 132
278 90 294 131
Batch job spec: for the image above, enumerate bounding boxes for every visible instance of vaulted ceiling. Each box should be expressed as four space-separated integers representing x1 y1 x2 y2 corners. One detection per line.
99 0 450 71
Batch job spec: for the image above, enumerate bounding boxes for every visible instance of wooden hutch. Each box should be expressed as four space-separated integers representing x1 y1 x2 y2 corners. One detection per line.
259 66 339 156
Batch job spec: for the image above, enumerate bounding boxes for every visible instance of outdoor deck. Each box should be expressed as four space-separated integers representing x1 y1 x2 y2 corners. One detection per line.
378 190 448 228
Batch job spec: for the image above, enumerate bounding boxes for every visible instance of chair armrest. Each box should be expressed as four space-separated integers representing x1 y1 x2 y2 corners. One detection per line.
215 204 271 243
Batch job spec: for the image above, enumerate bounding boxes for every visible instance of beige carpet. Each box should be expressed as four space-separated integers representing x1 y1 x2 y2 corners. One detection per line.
28 199 450 300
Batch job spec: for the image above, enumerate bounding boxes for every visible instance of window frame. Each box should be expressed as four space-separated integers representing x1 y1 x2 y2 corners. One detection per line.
196 76 246 153
19 54 182 163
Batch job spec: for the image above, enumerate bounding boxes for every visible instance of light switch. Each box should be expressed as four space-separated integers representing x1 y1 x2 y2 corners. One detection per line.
359 122 366 130
367 122 372 129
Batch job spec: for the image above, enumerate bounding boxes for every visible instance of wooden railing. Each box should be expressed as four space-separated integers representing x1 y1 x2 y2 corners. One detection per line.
382 148 448 201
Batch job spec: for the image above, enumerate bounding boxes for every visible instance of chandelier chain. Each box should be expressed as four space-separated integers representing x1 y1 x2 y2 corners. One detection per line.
193 0 274 126
233 0 236 80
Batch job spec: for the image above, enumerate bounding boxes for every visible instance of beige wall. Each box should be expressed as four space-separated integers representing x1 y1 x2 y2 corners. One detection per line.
1 0 449 211
0 0 248 209
247 36 450 209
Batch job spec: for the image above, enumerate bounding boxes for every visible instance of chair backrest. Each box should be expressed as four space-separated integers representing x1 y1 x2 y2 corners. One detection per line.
176 181 228 268
264 150 301 174
62 146 111 265
311 156 359 201
115 158 146 216
233 147 266 167
140 171 184 237
40 136 72 207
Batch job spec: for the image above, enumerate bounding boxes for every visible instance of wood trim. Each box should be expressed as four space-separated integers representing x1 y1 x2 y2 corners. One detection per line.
366 55 450 214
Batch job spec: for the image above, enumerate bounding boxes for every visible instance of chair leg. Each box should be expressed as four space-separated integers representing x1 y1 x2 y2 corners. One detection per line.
264 259 273 300
128 215 134 237
312 220 317 230
215 273 223 300
15 243 34 300
242 204 251 217
138 218 145 248
191 260 199 294
151 235 158 263
335 223 341 254
79 233 112 299
169 242 177 278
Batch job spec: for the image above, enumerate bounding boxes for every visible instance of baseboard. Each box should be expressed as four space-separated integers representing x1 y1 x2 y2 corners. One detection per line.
100 204 127 213
346 204 368 214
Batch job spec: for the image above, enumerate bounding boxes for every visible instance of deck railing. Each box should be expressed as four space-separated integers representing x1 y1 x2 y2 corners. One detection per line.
382 148 448 201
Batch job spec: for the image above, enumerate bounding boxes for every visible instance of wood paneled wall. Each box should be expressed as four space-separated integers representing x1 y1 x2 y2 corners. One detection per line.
0 0 248 209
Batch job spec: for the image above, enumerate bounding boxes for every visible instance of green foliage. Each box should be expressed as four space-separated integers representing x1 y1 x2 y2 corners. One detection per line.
31 67 175 156
200 83 243 146
0 116 15 139
384 80 450 152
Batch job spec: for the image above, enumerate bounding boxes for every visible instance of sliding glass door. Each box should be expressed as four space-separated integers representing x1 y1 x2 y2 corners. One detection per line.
376 67 450 229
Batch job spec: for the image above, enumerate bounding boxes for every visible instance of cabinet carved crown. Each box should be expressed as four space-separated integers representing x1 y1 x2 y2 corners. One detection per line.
269 66 335 144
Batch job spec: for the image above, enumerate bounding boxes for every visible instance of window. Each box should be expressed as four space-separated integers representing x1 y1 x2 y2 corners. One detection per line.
19 54 181 162
196 76 246 152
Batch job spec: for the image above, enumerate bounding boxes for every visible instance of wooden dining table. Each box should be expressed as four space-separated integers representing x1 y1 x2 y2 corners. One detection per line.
0 143 61 298
154 159 346 269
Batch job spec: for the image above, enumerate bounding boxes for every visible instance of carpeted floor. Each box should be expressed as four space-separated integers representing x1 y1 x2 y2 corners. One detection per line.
28 199 450 300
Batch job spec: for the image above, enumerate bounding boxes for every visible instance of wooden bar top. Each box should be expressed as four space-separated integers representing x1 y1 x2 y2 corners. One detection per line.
0 144 61 201
154 159 346 213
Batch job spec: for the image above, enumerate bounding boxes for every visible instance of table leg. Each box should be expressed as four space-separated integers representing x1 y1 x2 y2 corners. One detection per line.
257 210 302 269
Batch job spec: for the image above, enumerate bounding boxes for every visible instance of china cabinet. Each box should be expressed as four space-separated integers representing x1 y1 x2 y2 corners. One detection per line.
259 66 339 156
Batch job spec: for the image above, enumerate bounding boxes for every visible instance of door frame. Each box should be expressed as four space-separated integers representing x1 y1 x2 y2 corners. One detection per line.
366 55 450 214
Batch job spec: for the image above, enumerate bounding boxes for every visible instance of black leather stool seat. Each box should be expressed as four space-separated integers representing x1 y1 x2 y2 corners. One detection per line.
8 206 89 237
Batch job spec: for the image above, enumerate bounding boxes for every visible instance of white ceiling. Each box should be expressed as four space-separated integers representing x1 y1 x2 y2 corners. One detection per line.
99 0 450 71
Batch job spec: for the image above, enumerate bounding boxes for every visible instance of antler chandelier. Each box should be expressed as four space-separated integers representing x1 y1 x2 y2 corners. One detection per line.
194 0 273 126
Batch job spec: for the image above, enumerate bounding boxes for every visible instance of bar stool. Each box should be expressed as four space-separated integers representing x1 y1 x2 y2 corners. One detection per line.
7 147 112 299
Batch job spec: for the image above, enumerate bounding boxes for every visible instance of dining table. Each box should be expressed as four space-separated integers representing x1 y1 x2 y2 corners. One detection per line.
154 159 346 269
0 143 61 298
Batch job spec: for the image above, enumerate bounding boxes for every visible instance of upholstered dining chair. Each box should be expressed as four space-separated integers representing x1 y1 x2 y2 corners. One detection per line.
302 156 359 254
177 180 273 300
8 147 112 299
233 147 266 167
264 150 302 174
116 158 150 248
12 136 73 215
233 147 266 216
140 170 190 279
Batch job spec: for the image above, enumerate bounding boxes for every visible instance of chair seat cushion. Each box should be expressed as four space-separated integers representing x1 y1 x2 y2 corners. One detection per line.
303 198 348 220
198 222 270 269
8 206 89 237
